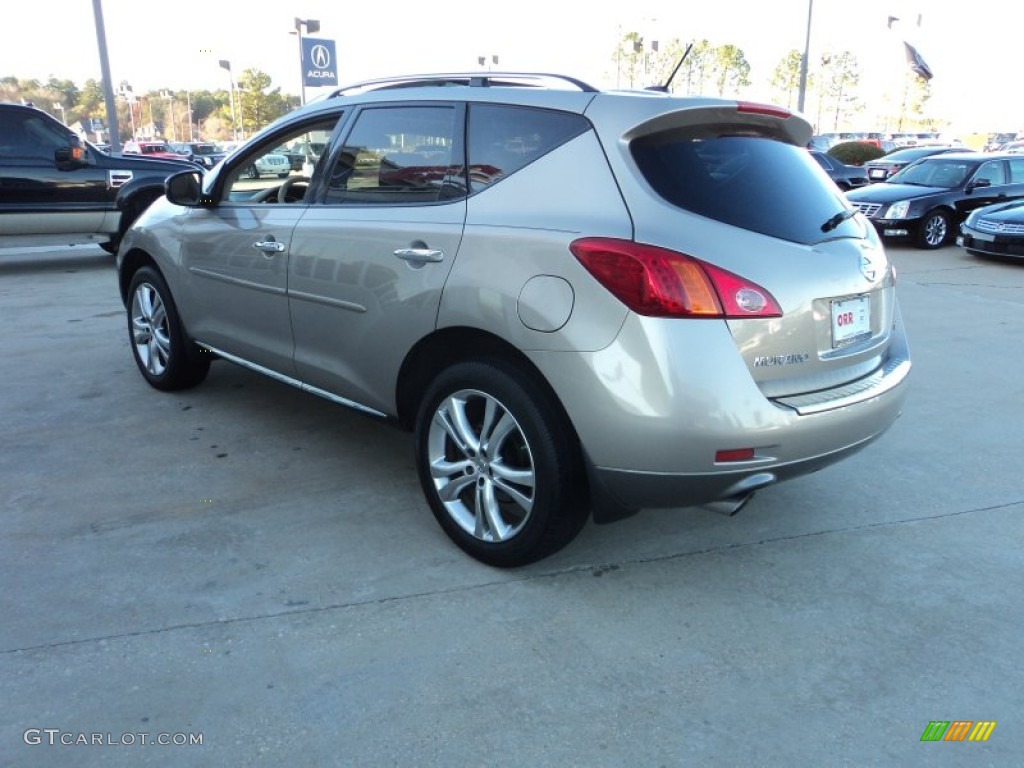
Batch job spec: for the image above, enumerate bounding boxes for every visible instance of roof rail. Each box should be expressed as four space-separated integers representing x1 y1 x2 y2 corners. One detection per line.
323 72 600 99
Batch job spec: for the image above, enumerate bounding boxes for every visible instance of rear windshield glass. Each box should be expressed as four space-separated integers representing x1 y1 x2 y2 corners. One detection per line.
631 134 859 244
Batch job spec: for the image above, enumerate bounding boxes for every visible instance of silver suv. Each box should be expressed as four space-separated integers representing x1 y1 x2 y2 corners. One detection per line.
116 73 911 566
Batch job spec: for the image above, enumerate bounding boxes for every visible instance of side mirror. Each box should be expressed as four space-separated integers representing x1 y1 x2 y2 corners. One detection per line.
54 137 92 169
968 178 992 191
165 170 205 206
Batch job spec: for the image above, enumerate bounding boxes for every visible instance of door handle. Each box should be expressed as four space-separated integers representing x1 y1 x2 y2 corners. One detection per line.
394 247 444 264
252 239 286 255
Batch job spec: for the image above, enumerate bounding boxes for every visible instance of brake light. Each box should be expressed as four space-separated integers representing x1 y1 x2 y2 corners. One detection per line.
570 238 782 319
737 101 792 120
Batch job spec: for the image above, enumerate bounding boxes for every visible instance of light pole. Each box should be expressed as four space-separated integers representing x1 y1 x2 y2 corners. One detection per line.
161 90 175 141
797 0 814 113
219 59 239 142
91 0 121 154
53 102 67 124
292 17 320 105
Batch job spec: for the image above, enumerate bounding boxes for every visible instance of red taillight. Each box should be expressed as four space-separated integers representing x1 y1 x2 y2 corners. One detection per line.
736 101 792 120
570 238 782 319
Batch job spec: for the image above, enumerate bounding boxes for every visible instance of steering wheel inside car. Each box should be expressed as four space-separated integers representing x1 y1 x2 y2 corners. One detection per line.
247 176 311 204
277 176 310 203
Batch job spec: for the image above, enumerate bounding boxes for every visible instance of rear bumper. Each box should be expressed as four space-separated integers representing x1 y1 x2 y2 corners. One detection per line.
531 306 911 515
590 372 907 512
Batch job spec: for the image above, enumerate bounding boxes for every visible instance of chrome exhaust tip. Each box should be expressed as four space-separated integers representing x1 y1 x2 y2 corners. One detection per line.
700 472 775 516
701 492 755 517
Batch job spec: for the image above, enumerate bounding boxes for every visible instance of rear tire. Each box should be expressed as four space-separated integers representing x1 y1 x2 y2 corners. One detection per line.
916 209 950 249
414 359 588 567
127 266 210 391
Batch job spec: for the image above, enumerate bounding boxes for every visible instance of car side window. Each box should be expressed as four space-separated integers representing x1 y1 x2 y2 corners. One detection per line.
221 117 339 204
323 105 462 205
1008 158 1024 183
974 161 1006 186
467 104 589 193
0 111 69 160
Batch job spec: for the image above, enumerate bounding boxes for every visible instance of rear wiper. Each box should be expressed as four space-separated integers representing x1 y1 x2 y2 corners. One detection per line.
821 208 858 232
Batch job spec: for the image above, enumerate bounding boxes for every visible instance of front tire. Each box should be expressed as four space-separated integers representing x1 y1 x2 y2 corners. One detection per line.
916 209 950 249
414 360 588 567
127 266 210 391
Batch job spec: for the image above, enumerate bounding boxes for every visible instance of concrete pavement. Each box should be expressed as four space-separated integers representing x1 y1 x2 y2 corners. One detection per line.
1 243 1021 766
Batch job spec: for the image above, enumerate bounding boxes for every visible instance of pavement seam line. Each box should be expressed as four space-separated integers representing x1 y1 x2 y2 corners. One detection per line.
3 498 1019 655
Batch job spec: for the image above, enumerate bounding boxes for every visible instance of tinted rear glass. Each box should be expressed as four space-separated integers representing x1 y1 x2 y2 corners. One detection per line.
467 105 589 192
632 134 858 244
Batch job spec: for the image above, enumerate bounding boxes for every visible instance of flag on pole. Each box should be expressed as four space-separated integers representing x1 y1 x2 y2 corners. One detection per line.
903 41 933 80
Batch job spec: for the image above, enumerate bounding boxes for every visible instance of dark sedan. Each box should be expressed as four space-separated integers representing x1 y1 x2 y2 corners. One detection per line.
862 145 973 182
808 150 869 190
169 142 228 170
957 199 1024 260
845 152 1024 248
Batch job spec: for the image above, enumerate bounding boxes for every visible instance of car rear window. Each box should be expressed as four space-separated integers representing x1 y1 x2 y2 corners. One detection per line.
631 133 860 244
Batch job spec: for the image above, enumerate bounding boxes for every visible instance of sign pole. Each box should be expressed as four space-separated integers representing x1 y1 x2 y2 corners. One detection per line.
296 18 306 106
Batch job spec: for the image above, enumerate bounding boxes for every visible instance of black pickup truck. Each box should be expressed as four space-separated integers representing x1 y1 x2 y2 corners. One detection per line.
0 102 198 253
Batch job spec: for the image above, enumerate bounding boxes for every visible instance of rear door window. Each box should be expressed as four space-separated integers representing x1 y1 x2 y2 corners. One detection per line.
1009 158 1024 182
467 105 589 192
631 134 859 244
324 105 462 204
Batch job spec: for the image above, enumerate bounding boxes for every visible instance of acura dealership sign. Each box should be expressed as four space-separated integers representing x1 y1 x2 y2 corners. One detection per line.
302 38 338 86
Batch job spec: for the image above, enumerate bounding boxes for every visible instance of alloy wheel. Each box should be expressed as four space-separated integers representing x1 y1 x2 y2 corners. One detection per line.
131 282 171 377
426 388 536 543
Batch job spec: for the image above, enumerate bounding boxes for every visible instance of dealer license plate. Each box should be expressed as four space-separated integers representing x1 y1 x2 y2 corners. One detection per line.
831 295 872 348
869 168 887 179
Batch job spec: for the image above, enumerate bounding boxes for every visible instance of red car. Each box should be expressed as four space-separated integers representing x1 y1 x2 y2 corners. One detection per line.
122 140 189 162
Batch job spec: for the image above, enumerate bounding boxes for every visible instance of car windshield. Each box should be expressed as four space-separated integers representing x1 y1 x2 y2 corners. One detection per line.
889 159 970 188
632 133 859 245
191 144 218 155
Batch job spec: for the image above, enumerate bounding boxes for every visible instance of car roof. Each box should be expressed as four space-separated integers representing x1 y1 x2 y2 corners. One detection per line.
248 71 813 151
915 151 1008 164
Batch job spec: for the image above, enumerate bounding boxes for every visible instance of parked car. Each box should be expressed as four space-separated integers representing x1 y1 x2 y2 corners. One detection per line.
863 146 974 182
115 72 910 566
245 149 291 178
809 150 869 190
957 199 1024 260
845 152 1024 248
0 102 198 253
984 132 1019 152
807 134 837 152
168 141 228 170
273 144 307 171
123 140 191 162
